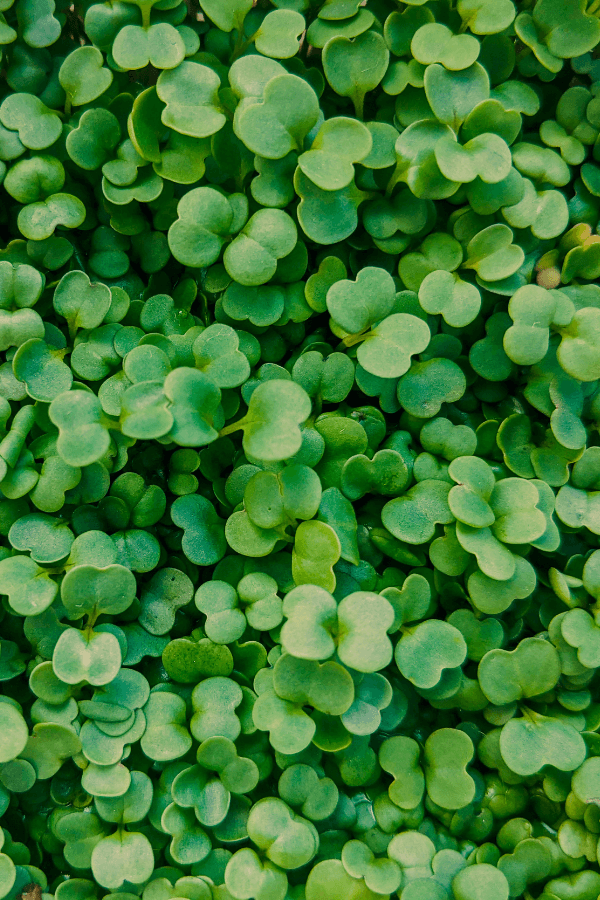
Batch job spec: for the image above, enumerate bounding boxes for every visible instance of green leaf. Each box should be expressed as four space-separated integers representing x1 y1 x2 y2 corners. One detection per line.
396 620 466 689
164 367 223 446
391 119 460 200
168 187 247 267
234 73 320 159
463 223 524 282
322 31 389 118
478 637 561 705
157 62 226 138
66 109 121 171
424 729 475 810
557 307 600 382
20 722 81 779
60 563 136 619
59 46 113 107
297 117 372 191
424 63 490 130
53 271 112 337
223 379 311 461
434 133 511 185
224 208 297 285
199 0 252 32
412 23 480 70
457 0 516 35
113 24 186 71
306 859 381 900
53 627 122 686
50 390 111 467
17 194 86 241
12 339 72 402
534 0 600 59
292 520 340 592
419 271 481 327
452 865 509 900
0 554 58 616
499 709 586 776
0 94 61 150
91 831 154 890
0 703 28 763
4 155 64 204
502 178 569 239
171 493 226 565
16 0 61 47
356 314 430 379
255 10 305 59
295 169 367 244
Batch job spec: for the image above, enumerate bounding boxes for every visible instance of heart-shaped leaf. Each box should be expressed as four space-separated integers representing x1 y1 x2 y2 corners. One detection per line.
59 46 113 107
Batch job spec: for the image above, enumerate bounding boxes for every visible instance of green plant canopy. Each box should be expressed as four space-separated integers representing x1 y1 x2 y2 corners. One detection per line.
2 1 600 899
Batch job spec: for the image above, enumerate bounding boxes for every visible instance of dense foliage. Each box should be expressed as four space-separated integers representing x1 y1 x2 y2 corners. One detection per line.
3 0 600 898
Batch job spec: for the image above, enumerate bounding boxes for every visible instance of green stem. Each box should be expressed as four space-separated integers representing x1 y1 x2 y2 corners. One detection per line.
219 418 246 438
275 524 294 543
199 290 211 327
342 329 369 348
101 412 119 433
64 95 72 117
519 705 537 723
588 0 600 15
85 607 99 633
353 91 365 121
385 163 403 199
68 234 87 274
141 1 152 29
230 30 257 64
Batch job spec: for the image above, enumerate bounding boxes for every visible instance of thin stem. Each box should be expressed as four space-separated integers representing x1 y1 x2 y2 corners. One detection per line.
219 418 245 438
101 412 120 433
64 95 72 117
385 164 403 199
519 705 537 723
230 29 257 64
275 524 294 543
342 329 369 348
200 291 210 327
353 91 365 121
141 1 152 29
85 607 99 633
